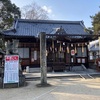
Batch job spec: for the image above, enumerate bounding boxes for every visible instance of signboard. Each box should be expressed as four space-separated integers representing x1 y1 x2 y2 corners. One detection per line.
77 58 81 63
34 51 37 60
71 50 75 56
71 58 73 63
4 55 19 84
82 59 85 63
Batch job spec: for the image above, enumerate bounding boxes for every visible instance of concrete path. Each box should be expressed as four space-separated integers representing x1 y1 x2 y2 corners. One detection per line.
0 78 100 100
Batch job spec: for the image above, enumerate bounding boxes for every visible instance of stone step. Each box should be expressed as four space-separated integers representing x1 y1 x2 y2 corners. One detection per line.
71 65 86 71
27 68 40 73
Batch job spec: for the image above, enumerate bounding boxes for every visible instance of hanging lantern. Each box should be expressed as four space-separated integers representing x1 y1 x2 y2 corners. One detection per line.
82 43 84 53
71 49 75 56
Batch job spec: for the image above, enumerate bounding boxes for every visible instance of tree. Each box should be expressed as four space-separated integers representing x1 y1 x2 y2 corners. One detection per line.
0 0 21 30
91 11 100 34
21 2 49 20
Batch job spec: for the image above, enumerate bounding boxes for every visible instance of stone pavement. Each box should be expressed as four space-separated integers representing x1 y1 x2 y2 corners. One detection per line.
0 77 100 100
0 69 100 100
24 68 100 80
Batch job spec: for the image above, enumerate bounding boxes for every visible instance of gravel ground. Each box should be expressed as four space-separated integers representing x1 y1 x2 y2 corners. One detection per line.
0 78 100 100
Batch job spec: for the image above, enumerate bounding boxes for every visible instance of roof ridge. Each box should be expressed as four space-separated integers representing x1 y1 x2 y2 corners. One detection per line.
17 19 82 24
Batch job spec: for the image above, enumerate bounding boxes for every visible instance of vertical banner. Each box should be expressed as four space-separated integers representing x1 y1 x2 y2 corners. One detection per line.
4 55 19 84
34 51 37 60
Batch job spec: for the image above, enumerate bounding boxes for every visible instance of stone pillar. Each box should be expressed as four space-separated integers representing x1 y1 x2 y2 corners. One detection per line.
40 32 47 85
99 37 100 57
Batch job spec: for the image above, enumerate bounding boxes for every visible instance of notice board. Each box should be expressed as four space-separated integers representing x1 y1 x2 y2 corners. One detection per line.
4 55 19 84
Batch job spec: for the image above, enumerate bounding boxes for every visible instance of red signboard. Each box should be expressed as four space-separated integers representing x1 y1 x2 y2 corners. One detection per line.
6 56 18 61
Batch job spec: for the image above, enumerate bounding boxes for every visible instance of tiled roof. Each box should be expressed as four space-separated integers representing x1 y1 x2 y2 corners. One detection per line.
3 19 89 37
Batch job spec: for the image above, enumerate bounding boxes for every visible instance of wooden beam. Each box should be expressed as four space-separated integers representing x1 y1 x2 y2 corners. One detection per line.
46 34 100 36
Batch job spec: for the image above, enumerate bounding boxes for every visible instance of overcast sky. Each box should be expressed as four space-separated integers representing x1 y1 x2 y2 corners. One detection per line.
10 0 100 28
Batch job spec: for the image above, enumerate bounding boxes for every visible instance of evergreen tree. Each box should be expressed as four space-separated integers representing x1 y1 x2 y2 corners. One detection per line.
91 11 100 34
0 0 21 29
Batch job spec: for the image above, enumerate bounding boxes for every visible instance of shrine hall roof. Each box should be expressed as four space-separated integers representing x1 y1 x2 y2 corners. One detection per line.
3 19 90 38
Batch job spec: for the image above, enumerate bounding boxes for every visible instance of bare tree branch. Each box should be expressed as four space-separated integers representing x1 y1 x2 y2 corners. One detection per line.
21 2 49 20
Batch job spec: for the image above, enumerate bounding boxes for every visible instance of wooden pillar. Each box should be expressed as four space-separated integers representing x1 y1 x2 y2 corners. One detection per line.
40 32 47 85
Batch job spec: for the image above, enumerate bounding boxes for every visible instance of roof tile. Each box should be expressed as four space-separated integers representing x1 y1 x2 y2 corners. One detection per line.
4 19 88 37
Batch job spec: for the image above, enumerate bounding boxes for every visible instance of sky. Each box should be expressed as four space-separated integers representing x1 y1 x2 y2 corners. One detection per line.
10 0 100 28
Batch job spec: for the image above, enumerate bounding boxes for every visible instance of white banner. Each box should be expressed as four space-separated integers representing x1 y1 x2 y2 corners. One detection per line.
34 51 37 60
4 55 19 84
